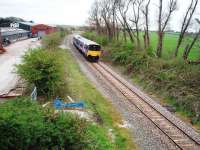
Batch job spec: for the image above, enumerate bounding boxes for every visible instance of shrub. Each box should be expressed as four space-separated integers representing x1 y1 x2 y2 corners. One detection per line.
42 32 63 49
16 48 67 98
112 50 132 65
110 42 134 65
96 35 109 46
59 27 70 38
0 98 113 150
83 32 109 46
82 31 96 40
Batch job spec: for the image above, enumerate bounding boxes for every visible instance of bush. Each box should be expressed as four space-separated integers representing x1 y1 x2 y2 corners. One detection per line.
0 98 113 150
112 49 132 65
96 35 109 46
109 42 134 65
16 48 67 98
42 32 63 49
83 32 109 46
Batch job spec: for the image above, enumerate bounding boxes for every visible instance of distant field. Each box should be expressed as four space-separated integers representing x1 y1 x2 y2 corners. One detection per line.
84 31 199 60
117 32 199 60
147 32 199 60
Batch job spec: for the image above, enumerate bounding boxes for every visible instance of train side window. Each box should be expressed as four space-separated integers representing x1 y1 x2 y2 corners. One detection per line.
84 45 88 50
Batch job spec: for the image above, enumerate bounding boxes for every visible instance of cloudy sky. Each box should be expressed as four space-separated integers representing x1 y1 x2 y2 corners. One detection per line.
0 0 94 25
0 0 199 31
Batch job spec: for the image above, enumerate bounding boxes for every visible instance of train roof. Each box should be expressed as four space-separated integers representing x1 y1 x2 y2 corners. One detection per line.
74 35 100 46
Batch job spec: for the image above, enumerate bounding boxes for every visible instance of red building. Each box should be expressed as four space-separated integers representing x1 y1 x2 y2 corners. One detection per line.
31 24 57 37
19 22 57 37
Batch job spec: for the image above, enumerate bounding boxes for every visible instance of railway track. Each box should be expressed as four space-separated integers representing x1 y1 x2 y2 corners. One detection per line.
89 61 200 150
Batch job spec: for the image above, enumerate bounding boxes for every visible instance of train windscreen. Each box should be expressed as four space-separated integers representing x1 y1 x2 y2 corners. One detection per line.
89 45 101 51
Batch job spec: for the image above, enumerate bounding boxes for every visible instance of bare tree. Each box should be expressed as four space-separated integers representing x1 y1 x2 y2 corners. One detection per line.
116 13 127 42
111 0 118 40
88 0 120 40
156 0 177 57
141 0 151 49
183 19 200 64
130 0 144 49
174 0 198 57
100 0 120 40
117 0 135 43
100 0 113 40
88 0 102 34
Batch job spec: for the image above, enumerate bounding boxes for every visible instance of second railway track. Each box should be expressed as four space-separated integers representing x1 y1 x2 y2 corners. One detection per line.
88 61 200 150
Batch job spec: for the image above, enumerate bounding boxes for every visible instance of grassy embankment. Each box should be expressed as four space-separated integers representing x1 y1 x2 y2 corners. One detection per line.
83 31 200 128
0 31 137 149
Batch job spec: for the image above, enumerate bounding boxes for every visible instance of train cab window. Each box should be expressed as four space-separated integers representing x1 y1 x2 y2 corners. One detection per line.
89 45 101 51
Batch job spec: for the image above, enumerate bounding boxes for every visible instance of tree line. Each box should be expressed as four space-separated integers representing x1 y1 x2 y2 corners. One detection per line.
88 0 200 64
0 17 24 27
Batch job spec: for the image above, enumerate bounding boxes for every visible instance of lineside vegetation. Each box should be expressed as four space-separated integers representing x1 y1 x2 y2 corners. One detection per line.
86 0 200 126
83 31 200 126
0 31 137 149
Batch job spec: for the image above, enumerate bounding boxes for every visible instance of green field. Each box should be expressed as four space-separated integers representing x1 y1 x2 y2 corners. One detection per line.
148 32 199 60
89 31 200 60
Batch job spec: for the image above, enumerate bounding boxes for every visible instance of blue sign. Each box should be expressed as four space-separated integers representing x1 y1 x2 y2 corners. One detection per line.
53 98 85 109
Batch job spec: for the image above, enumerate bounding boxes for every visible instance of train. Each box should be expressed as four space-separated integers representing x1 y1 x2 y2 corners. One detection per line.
73 35 101 62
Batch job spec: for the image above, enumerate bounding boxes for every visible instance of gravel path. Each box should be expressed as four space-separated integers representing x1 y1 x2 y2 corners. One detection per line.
63 35 180 150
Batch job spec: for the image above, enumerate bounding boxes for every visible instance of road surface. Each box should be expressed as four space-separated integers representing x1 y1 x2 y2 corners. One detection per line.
0 39 40 95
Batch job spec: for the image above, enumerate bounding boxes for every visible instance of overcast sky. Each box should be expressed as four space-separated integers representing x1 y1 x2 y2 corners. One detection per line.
0 0 94 25
0 0 199 31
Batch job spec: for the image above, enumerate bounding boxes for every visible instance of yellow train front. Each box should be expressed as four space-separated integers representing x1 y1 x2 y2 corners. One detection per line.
73 35 101 62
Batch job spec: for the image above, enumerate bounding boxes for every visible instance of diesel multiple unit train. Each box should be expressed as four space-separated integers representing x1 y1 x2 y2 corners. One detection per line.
73 35 101 62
